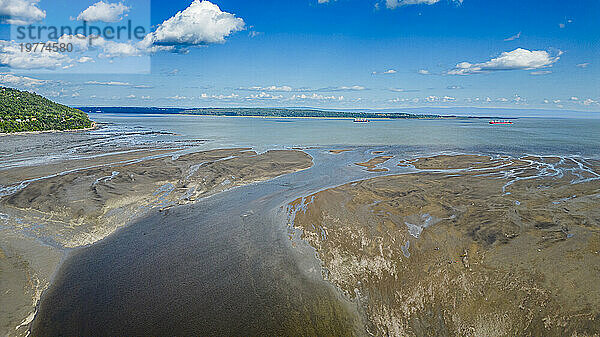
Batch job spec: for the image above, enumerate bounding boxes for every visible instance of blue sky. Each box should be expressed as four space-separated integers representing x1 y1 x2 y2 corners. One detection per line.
0 0 598 114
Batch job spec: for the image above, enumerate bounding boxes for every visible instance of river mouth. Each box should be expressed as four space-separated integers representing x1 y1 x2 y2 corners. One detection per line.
30 148 388 336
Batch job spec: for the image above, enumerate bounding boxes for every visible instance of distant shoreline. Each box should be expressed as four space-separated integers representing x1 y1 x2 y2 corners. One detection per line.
81 108 521 120
0 122 98 137
79 107 445 120
178 114 451 120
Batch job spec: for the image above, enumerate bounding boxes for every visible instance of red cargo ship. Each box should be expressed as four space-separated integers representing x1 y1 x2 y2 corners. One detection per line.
489 120 513 125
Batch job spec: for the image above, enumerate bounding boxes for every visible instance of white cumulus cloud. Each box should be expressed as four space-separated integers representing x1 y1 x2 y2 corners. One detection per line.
140 0 245 50
98 40 141 58
78 56 95 63
389 88 420 92
84 80 152 89
0 0 45 24
76 1 129 23
448 48 560 75
60 1 245 58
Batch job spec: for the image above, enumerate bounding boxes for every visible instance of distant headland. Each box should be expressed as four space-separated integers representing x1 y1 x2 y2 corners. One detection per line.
0 87 93 134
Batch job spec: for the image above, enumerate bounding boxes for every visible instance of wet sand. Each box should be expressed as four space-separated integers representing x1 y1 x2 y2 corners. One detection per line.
290 154 600 336
0 147 313 337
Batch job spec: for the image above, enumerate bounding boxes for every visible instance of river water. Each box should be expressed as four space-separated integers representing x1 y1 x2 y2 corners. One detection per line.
2 114 599 170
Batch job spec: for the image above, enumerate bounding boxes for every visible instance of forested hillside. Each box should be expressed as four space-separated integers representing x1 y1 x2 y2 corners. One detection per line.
0 87 92 133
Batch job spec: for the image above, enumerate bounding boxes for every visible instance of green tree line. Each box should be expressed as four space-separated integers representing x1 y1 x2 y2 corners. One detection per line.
0 86 92 133
186 108 441 119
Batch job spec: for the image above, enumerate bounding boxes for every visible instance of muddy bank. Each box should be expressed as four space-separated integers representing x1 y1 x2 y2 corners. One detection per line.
289 154 600 336
0 148 313 337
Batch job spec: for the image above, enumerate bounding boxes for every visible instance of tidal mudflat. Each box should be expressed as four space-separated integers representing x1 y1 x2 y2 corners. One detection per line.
0 144 313 336
2 116 600 336
289 153 600 336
